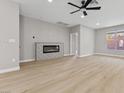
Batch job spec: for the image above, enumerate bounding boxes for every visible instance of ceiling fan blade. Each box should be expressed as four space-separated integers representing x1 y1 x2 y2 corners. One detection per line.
68 2 81 9
83 11 88 16
86 7 101 10
84 0 92 8
70 10 80 14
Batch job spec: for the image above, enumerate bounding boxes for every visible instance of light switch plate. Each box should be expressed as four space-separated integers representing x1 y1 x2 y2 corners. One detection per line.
9 39 16 43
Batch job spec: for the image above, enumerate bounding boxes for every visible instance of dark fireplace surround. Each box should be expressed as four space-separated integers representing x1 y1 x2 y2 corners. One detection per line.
43 45 60 53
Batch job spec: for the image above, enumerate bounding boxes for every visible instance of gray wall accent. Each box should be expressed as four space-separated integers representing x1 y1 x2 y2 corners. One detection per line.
70 25 80 33
95 24 124 56
20 15 70 61
0 0 19 70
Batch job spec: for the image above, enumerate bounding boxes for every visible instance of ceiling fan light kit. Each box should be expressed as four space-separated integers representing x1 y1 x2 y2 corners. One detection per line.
81 14 85 18
48 0 53 3
68 0 101 17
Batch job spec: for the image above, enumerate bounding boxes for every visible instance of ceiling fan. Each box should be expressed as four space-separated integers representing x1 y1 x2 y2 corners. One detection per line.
68 0 101 16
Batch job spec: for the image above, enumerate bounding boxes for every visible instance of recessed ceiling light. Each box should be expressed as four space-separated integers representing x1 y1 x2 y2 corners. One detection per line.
48 0 53 3
96 22 100 26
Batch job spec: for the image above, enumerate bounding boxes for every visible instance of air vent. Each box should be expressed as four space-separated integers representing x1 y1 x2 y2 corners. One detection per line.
57 22 69 26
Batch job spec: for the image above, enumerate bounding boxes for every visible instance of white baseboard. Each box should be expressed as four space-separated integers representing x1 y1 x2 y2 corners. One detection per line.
64 54 71 56
0 66 20 74
79 54 94 58
95 53 124 58
20 59 35 63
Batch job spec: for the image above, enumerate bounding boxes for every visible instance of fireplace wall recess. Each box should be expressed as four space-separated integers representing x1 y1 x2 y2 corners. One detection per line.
35 42 64 60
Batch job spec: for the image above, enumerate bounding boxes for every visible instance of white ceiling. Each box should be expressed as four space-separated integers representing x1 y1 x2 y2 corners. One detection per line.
12 0 124 29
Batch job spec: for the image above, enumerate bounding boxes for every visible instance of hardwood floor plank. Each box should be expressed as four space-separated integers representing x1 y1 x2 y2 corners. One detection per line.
0 55 124 93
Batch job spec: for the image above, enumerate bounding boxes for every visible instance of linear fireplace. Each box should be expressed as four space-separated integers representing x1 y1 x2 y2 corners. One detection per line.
35 42 64 60
43 45 60 53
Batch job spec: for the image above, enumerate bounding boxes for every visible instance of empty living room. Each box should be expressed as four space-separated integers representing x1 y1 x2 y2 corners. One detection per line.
1 0 124 93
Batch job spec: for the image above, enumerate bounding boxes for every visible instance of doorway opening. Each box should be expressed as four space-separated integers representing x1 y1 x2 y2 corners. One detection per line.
70 32 79 56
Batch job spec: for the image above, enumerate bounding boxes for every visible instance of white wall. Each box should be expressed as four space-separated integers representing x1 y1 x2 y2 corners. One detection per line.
70 25 80 55
79 25 95 56
70 25 80 33
20 16 70 61
70 25 95 57
0 0 19 72
95 24 124 56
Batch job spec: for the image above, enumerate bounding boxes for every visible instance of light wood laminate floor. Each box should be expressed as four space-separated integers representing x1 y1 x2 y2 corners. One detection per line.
0 55 124 93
